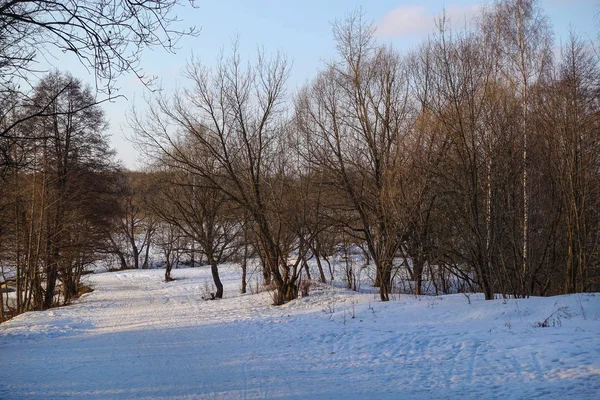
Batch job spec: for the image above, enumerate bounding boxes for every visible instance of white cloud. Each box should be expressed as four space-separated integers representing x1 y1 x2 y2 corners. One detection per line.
376 6 433 37
376 4 483 38
545 0 585 5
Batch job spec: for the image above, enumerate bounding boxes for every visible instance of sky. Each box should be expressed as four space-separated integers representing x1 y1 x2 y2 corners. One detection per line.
46 0 599 170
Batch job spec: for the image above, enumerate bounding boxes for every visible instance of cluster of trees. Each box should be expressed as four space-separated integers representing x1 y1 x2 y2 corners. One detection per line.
133 0 600 304
1 0 598 320
0 72 120 316
0 0 195 320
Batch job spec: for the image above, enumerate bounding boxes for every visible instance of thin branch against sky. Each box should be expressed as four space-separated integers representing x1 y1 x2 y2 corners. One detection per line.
40 0 597 169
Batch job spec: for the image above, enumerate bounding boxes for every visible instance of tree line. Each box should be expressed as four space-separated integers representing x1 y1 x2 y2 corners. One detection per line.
132 0 600 304
0 0 195 321
1 0 599 320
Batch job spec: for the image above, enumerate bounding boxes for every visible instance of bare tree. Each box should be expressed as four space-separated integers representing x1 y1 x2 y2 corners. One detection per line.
0 0 197 94
2 71 118 312
536 33 600 293
153 219 187 282
296 11 413 301
146 165 241 298
132 43 306 304
488 0 553 296
0 0 197 181
410 17 508 299
107 172 157 270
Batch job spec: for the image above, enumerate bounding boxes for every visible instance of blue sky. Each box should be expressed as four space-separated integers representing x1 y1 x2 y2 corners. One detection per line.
52 0 598 169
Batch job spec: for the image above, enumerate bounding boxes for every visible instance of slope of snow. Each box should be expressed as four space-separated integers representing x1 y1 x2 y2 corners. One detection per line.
1 265 599 399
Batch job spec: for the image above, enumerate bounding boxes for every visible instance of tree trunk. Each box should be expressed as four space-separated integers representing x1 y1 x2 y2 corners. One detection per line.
117 251 128 270
142 237 152 269
43 263 58 310
273 280 299 305
0 282 5 322
240 240 248 294
413 258 424 296
257 248 271 286
377 259 392 301
302 256 312 281
165 258 173 282
62 267 78 304
241 260 247 294
132 245 140 270
310 243 327 283
190 240 195 267
109 237 128 270
210 261 223 299
324 256 334 282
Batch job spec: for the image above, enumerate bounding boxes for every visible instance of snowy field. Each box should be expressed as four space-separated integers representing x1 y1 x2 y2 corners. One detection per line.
1 265 599 399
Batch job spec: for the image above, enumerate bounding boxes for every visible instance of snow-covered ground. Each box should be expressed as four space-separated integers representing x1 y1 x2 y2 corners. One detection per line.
1 265 599 399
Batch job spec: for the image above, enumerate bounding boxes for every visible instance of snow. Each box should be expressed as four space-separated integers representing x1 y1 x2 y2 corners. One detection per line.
1 265 599 399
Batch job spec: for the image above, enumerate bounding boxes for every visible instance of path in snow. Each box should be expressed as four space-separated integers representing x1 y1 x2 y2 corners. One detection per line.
1 265 599 399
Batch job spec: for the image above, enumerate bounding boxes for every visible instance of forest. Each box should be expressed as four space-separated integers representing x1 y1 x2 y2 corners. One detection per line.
0 0 599 322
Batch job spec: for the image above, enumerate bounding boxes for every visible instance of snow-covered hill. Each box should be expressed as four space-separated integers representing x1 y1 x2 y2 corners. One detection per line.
1 265 599 399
